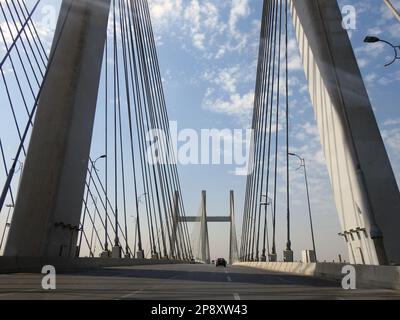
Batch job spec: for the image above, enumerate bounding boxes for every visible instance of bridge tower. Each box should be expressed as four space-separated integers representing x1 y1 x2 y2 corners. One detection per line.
229 191 239 265
199 191 210 264
5 0 111 257
291 0 400 265
180 191 238 264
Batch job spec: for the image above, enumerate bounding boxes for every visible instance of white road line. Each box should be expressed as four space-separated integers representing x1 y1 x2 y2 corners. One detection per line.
0 289 42 297
276 276 294 284
120 290 143 299
227 276 232 282
233 293 241 300
117 274 179 300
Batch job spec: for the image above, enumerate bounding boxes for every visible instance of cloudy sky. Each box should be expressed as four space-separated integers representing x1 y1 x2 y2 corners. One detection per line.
0 0 399 261
143 0 400 261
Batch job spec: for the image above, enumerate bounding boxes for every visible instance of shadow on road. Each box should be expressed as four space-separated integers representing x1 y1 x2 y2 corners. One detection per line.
58 265 341 288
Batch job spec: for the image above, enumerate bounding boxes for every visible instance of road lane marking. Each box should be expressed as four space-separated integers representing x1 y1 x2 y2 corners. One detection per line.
120 290 143 299
0 288 47 298
227 276 232 282
117 274 179 300
233 293 240 300
276 276 294 284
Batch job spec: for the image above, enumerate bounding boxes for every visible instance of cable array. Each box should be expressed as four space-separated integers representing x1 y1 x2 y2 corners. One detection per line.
0 0 48 252
240 0 291 262
78 0 192 259
0 0 192 260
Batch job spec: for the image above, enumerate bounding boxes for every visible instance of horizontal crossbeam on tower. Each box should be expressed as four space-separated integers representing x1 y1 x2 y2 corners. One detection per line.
179 217 231 223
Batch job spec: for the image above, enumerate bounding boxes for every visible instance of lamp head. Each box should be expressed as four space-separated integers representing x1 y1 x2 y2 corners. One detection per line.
364 36 380 43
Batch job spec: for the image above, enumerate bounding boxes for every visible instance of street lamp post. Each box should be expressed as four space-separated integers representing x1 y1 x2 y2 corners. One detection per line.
89 196 98 258
0 159 23 215
136 192 147 259
130 215 137 258
289 153 317 261
77 155 106 257
0 204 14 252
260 195 271 262
364 36 400 67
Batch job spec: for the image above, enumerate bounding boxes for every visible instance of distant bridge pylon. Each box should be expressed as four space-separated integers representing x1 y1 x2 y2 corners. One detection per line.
178 191 238 265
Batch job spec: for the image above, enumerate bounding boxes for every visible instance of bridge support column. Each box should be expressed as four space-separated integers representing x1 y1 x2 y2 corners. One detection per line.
5 0 111 257
200 191 210 264
170 191 180 260
229 191 238 265
291 0 400 265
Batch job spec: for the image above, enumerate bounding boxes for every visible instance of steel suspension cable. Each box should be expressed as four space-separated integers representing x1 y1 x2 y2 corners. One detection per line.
285 0 291 254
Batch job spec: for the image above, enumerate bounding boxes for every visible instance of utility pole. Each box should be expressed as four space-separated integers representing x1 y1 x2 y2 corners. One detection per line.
0 204 14 252
289 153 317 260
77 155 105 257
136 193 147 259
89 197 98 258
260 195 270 262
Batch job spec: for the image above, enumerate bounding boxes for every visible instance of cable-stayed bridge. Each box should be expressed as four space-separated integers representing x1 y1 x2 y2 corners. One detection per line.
181 190 239 265
0 0 399 300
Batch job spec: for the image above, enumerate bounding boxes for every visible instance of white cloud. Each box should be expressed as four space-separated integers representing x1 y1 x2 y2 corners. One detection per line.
148 0 256 58
149 0 183 29
381 121 400 184
229 0 250 34
203 66 241 94
384 118 400 126
203 90 254 122
287 39 303 71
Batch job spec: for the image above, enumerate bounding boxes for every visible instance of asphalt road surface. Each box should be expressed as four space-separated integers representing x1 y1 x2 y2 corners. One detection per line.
0 264 399 300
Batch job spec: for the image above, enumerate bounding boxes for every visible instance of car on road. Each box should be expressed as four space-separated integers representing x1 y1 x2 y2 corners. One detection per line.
216 258 227 267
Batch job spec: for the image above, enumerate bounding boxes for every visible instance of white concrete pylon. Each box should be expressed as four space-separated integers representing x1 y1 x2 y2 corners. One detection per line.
5 0 111 257
291 0 400 265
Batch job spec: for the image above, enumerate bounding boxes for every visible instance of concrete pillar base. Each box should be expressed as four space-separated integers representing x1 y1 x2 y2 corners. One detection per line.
284 250 294 262
268 254 277 262
111 246 122 259
302 250 316 263
100 250 111 258
136 250 145 259
151 253 159 260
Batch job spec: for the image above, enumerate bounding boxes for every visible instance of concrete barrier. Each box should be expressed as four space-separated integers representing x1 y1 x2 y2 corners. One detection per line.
234 262 400 290
0 257 188 274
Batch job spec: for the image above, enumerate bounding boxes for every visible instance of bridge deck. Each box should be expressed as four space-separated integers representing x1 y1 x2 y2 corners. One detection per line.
0 264 399 300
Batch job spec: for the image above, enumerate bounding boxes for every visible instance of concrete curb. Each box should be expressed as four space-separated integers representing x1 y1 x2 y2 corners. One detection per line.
234 262 400 290
0 257 188 274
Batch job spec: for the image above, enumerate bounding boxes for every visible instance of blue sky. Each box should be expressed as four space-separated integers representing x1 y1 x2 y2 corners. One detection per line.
145 0 400 261
0 0 399 261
